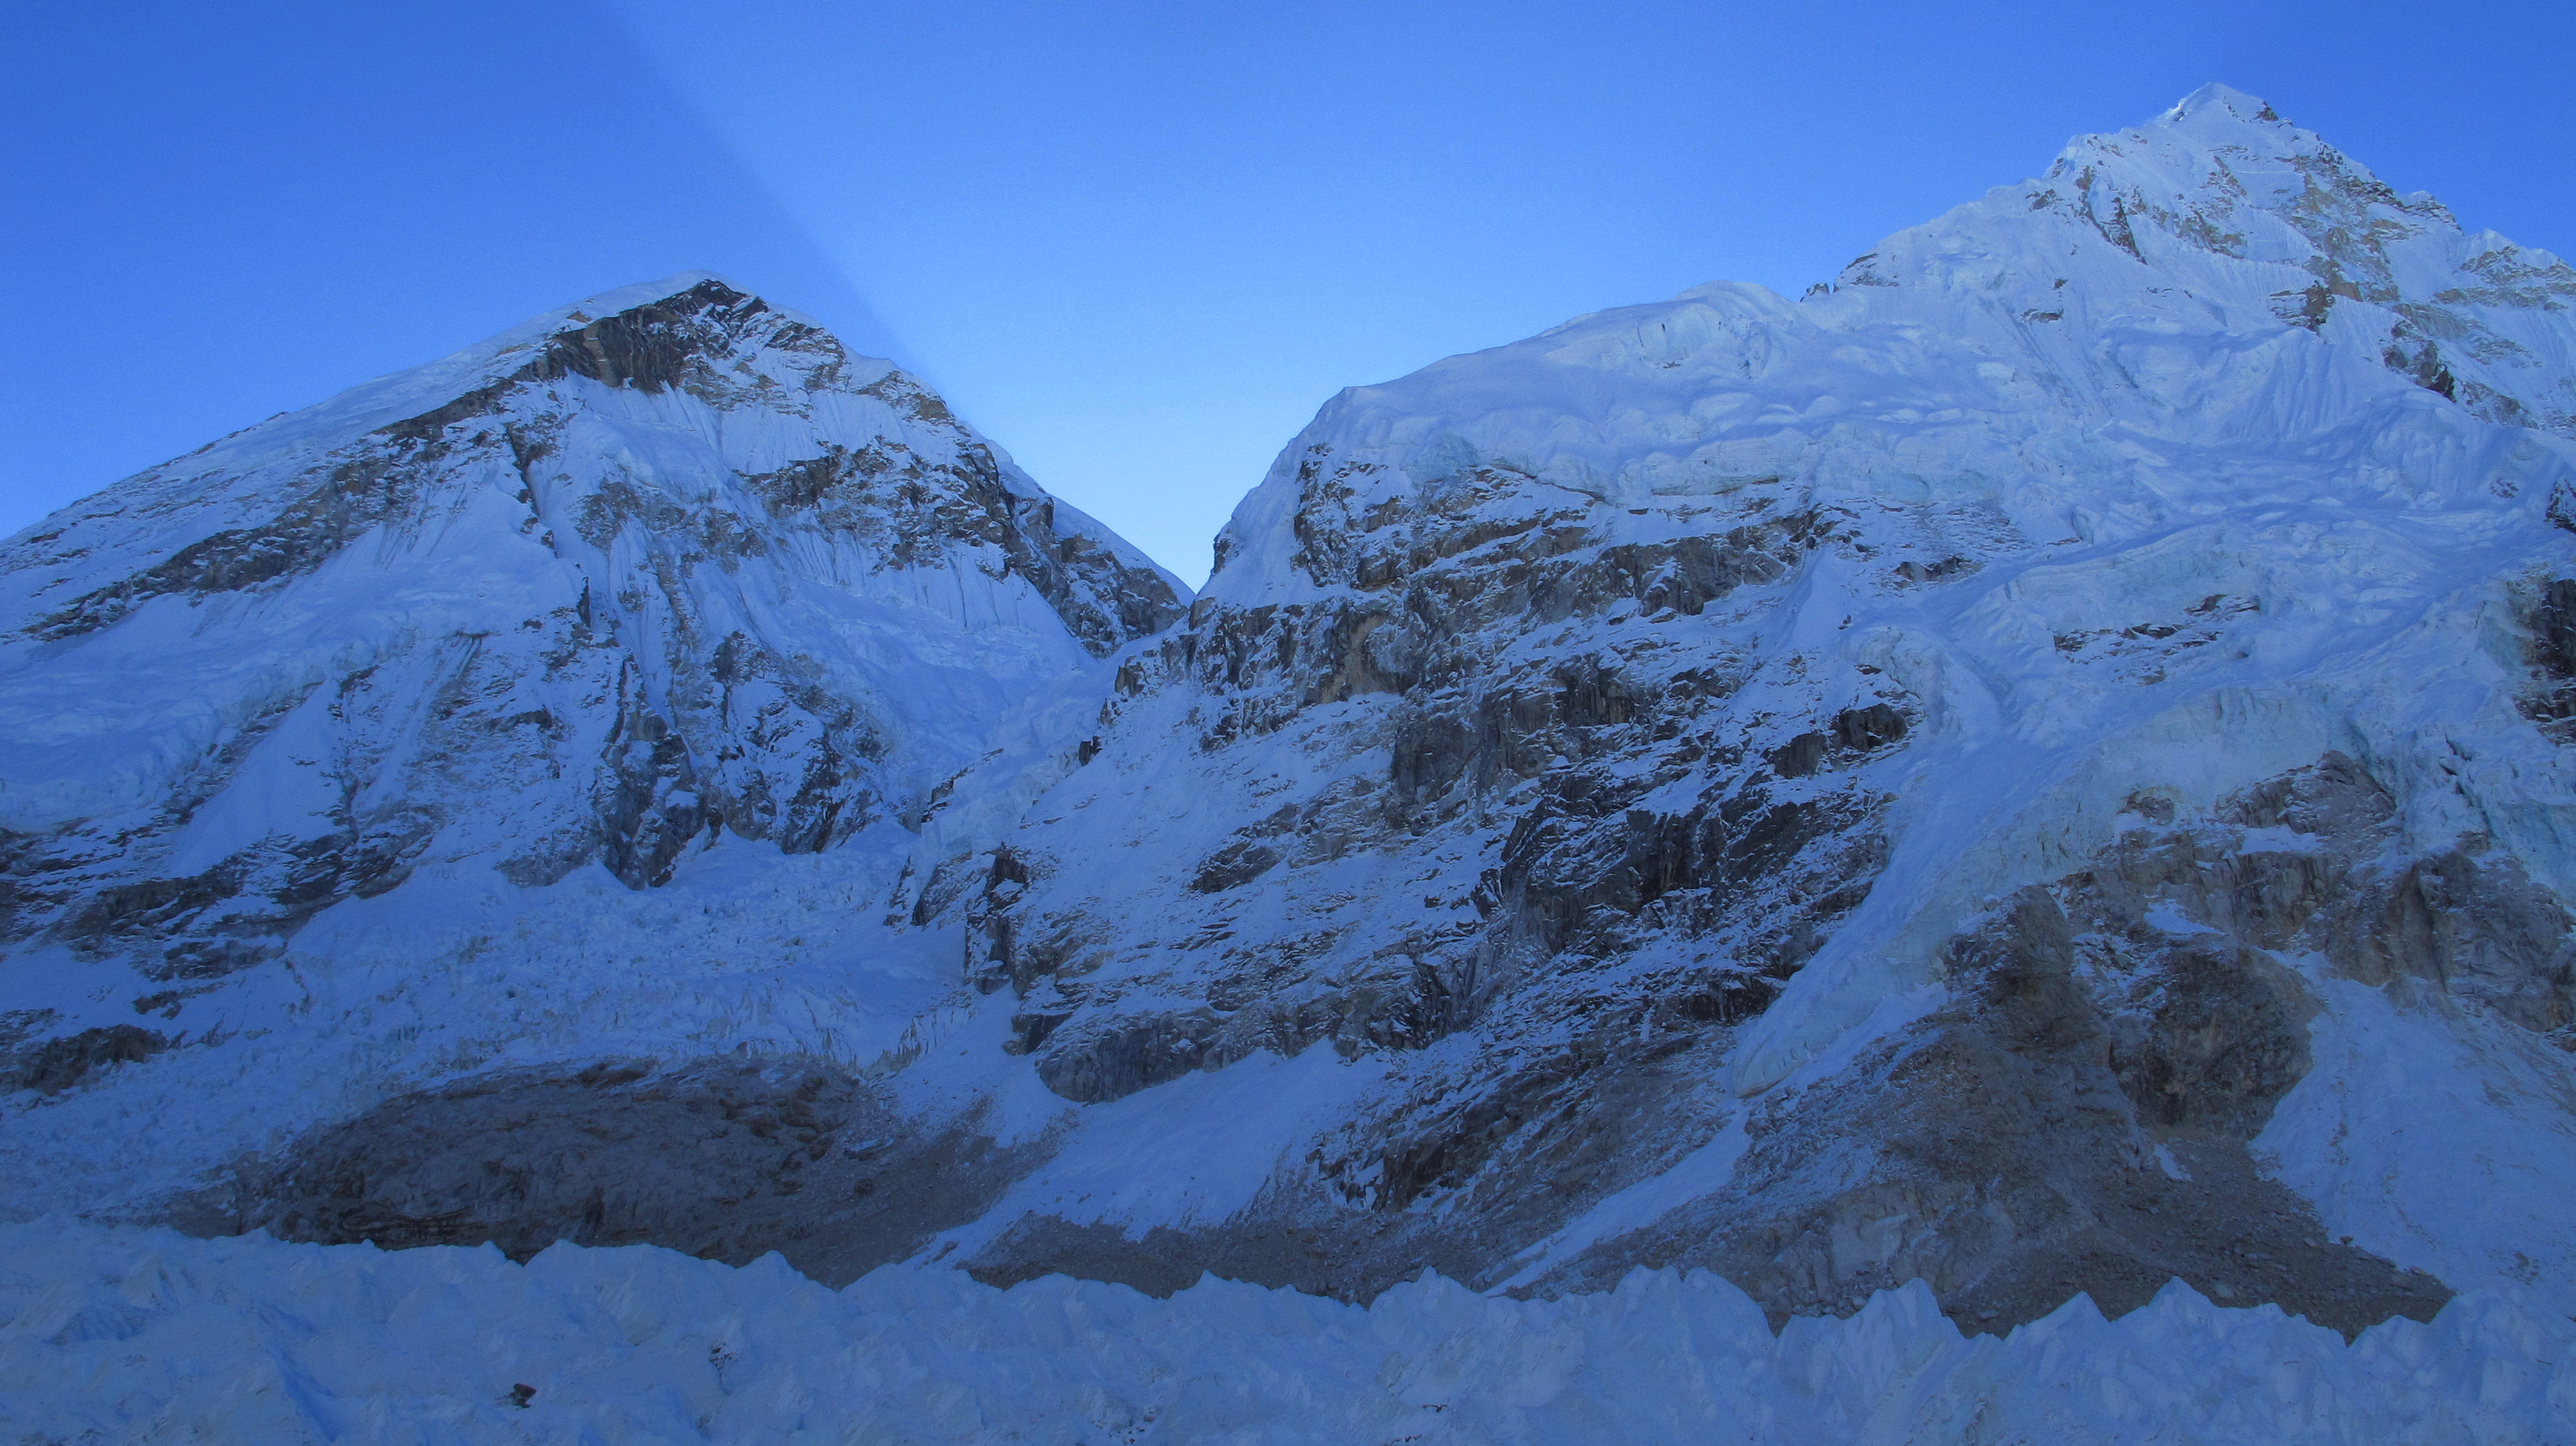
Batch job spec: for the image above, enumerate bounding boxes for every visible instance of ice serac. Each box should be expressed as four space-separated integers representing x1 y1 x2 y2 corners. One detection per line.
0 274 1179 1214
927 86 2576 1325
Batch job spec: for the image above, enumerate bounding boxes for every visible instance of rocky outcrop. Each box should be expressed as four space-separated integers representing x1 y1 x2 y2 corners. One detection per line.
1 1019 172 1097
1527 884 2441 1337
228 1056 1041 1287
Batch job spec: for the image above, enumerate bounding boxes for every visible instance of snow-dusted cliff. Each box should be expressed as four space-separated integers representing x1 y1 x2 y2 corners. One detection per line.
6 85 2576 1438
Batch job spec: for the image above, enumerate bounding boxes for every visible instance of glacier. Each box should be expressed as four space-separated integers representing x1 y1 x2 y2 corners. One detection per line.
4 1219 2570 1445
6 83 2576 1440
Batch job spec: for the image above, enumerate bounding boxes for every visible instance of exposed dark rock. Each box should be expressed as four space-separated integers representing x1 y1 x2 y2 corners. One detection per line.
1767 703 1909 778
977 455 1897 1182
1032 1009 1226 1104
5 1024 172 1096
24 275 1176 668
28 292 782 640
965 1030 1743 1304
1831 702 1908 753
19 126 2571 1373
25 453 424 640
1191 839 1282 893
2102 939 2313 1136
595 681 710 890
2384 328 2458 400
2063 753 2575 1035
1510 754 2558 1334
2322 850 2575 1033
2520 575 2576 740
4 272 1179 1008
0 827 54 943
66 868 247 953
737 427 1183 658
1533 888 2450 1338
966 1217 1232 1296
1893 555 1976 585
1767 732 1830 779
1493 772 1884 969
228 1056 1042 1287
528 285 743 393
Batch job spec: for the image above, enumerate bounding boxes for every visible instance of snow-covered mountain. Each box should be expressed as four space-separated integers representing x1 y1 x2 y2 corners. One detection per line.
0 274 1179 1216
8 84 2576 1410
903 83 2576 1330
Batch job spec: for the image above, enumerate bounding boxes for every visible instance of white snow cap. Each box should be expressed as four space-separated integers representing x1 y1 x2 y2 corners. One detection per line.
2163 81 2287 124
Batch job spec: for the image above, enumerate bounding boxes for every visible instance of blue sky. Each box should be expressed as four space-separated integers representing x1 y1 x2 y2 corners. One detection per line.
8 1 2571 583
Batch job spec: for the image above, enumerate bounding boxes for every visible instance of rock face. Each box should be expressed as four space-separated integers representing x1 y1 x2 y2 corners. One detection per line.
9 88 2576 1343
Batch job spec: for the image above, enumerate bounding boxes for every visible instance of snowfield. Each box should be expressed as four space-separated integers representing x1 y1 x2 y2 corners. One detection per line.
5 1219 2570 1445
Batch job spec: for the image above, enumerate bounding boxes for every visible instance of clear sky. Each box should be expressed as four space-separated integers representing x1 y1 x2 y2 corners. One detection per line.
8 1 2571 585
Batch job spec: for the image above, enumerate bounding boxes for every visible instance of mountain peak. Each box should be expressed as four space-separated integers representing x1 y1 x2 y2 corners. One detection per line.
2043 82 2323 184
567 268 755 313
0 263 1182 986
477 270 813 366
2161 81 2287 129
